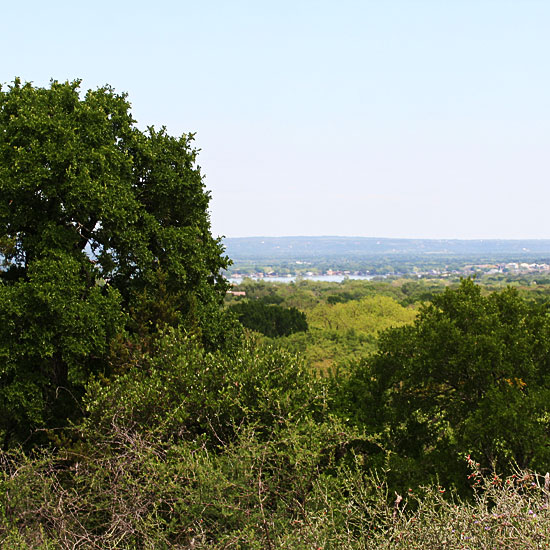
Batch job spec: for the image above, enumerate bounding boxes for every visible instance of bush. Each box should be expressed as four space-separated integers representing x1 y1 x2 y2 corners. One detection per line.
336 279 550 493
229 301 308 338
0 334 361 548
3 442 550 548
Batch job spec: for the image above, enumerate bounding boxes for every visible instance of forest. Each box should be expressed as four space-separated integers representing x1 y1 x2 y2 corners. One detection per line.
2 80 550 549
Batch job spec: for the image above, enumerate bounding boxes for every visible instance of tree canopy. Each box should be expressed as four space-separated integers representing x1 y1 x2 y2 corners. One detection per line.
0 79 233 447
339 279 550 491
229 300 308 337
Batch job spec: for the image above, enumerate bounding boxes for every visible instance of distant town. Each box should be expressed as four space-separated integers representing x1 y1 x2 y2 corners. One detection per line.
227 261 550 281
223 237 550 282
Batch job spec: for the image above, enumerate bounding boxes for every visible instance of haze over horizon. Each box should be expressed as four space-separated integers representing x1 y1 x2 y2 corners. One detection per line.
3 1 549 241
225 235 550 242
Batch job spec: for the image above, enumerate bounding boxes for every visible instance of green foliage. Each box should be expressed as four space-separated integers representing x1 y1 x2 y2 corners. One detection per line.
0 338 362 548
3 305 550 547
275 295 417 371
8 79 550 545
4 430 550 547
0 251 125 447
309 295 416 334
229 300 308 338
338 279 550 491
82 330 327 447
228 281 419 370
0 79 233 447
227 277 447 312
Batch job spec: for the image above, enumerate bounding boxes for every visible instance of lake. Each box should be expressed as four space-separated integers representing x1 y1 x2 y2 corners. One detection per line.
228 274 376 284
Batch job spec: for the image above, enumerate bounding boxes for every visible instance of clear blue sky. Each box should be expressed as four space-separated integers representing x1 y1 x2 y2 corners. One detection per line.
2 1 549 239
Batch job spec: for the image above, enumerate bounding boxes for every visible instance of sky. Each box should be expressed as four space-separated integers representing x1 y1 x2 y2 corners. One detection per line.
2 1 549 240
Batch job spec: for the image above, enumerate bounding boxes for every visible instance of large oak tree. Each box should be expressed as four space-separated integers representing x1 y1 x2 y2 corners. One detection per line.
0 79 232 447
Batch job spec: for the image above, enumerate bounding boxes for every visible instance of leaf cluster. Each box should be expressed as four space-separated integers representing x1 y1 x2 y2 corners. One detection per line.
337 279 550 492
229 300 308 338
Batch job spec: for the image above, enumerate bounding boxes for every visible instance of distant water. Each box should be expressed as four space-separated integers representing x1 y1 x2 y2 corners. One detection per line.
228 274 375 284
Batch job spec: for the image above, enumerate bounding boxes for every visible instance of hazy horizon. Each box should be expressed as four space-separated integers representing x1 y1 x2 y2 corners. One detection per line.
224 235 550 242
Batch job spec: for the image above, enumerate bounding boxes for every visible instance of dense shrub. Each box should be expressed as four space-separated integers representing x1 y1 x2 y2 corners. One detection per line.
3 326 550 547
229 301 308 337
336 279 550 493
83 330 328 447
0 334 360 548
3 439 550 548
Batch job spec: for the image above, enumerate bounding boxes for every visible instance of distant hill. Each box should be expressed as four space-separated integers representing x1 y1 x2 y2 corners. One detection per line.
223 236 550 260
